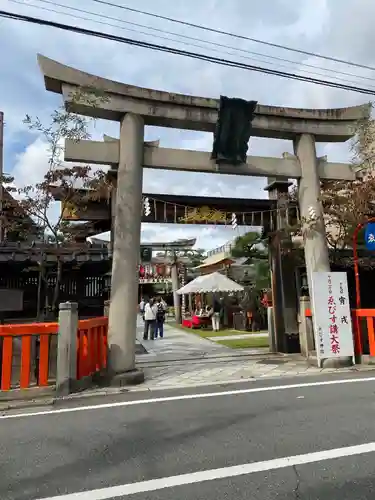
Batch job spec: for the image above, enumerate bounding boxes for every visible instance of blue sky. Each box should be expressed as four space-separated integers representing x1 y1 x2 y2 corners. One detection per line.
0 0 374 249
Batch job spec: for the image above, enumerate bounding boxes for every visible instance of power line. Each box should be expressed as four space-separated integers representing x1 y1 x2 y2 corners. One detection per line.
89 0 375 73
8 0 375 88
2 8 375 96
12 0 375 86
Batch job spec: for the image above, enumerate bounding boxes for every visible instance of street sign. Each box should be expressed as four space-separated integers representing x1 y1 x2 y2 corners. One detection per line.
365 223 375 250
310 272 354 367
140 247 152 262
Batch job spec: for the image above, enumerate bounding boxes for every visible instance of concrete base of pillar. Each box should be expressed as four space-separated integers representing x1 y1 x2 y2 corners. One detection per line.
97 368 145 387
320 357 353 369
307 351 353 368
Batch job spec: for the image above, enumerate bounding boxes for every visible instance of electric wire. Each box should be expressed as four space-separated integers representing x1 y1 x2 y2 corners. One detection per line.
89 0 375 72
10 0 375 86
2 8 375 96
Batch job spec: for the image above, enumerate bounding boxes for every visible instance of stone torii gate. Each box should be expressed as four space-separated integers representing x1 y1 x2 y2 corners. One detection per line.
37 54 370 380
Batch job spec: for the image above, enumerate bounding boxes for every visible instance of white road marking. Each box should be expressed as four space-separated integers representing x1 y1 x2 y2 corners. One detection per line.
38 441 375 499
1 375 375 421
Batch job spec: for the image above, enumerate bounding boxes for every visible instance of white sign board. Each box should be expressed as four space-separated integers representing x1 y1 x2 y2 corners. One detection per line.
311 272 354 366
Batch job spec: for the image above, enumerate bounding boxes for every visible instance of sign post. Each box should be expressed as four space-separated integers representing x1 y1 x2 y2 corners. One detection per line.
311 272 354 367
352 218 375 354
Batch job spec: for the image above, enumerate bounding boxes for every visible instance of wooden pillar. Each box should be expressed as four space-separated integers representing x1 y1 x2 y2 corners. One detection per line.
265 177 299 353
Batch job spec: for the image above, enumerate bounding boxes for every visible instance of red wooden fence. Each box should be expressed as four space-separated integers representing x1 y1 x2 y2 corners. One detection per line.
0 317 108 391
76 317 108 380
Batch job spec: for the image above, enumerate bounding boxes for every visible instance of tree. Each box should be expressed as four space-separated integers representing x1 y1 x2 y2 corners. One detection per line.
185 248 206 268
252 259 271 290
1 87 110 317
231 231 270 291
230 231 267 260
319 176 375 250
156 248 206 268
289 109 375 251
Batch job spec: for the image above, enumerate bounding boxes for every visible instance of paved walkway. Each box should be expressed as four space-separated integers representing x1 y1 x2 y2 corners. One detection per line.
129 318 375 392
136 356 371 391
135 319 267 362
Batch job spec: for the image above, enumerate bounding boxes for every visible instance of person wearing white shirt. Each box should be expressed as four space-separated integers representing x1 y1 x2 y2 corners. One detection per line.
143 298 158 340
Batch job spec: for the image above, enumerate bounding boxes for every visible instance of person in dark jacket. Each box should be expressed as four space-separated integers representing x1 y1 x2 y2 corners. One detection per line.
155 297 166 339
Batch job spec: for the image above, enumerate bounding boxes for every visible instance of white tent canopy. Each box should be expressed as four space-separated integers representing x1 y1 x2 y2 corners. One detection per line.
176 272 244 295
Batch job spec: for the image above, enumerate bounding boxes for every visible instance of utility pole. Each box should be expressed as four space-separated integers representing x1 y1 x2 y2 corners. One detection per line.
0 112 3 243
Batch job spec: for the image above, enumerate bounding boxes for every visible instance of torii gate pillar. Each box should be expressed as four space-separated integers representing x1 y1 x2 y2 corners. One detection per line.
294 134 330 285
295 134 352 367
107 113 145 381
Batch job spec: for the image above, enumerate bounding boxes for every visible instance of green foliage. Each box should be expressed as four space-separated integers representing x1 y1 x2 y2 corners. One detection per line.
231 231 270 293
217 336 269 349
288 112 375 250
158 248 206 268
187 248 206 267
230 231 267 260
253 259 271 290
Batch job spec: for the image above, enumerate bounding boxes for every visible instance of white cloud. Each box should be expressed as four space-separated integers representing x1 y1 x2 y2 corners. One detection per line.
2 0 375 248
11 137 61 225
12 137 50 186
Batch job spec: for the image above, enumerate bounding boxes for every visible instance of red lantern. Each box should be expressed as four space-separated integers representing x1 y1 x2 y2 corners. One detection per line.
261 291 272 307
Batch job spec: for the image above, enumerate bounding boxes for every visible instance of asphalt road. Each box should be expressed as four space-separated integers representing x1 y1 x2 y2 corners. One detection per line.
2 372 375 499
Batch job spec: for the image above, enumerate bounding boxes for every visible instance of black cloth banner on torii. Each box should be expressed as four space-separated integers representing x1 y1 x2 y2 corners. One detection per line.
211 96 258 165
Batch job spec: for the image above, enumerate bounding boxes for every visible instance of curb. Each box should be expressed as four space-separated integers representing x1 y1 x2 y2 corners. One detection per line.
0 397 55 413
0 388 128 412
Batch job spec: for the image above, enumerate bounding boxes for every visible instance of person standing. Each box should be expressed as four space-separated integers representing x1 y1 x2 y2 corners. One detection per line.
155 297 166 339
139 297 145 317
211 298 222 332
143 298 157 340
219 296 225 327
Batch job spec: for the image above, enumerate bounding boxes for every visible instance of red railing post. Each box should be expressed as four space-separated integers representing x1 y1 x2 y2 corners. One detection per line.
76 317 108 379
